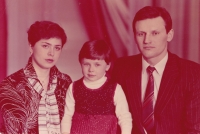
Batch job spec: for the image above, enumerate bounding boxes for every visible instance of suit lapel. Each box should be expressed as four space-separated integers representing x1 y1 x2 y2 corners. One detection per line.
155 53 180 114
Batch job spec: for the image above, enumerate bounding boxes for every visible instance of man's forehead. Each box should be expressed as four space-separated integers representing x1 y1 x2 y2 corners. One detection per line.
135 17 166 31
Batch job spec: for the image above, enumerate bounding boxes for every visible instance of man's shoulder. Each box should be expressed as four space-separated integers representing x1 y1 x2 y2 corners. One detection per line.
170 52 199 64
180 58 200 72
111 54 142 79
169 52 200 71
114 54 142 64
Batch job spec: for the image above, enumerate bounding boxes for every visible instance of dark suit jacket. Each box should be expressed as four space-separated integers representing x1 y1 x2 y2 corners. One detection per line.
111 52 200 134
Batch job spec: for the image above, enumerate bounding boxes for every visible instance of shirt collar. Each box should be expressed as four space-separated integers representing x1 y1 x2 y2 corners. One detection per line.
23 57 38 79
142 53 168 75
83 74 107 86
24 57 59 79
24 57 59 95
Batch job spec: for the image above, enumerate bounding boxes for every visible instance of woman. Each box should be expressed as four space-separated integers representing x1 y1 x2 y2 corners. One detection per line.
0 21 72 134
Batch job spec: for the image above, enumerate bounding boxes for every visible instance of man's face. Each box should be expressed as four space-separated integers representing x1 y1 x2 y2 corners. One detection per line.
30 38 62 70
135 16 173 65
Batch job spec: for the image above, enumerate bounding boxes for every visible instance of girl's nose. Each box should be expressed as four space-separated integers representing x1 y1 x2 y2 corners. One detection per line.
89 66 94 72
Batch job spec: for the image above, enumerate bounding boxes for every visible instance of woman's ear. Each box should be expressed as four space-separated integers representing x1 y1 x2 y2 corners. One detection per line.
29 44 33 55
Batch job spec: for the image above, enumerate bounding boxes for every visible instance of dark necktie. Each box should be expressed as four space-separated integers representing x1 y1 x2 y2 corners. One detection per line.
142 66 155 133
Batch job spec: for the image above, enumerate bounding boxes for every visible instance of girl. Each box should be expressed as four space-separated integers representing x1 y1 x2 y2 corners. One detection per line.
61 40 132 134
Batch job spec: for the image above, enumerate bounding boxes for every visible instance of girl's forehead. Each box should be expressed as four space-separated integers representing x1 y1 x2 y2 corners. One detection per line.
82 58 105 63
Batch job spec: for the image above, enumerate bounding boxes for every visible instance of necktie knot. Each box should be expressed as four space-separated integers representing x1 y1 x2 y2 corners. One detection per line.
147 66 155 74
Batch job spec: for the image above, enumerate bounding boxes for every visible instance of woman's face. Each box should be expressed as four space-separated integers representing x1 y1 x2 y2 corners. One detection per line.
30 38 62 70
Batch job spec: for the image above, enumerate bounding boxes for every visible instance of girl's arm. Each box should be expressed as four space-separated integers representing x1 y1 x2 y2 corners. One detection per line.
61 83 75 134
114 84 133 134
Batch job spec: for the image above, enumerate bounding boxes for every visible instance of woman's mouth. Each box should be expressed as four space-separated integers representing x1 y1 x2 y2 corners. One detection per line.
45 59 54 63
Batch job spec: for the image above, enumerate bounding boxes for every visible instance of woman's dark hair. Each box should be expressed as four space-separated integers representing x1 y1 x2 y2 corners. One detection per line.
27 21 67 47
132 6 172 34
79 40 112 65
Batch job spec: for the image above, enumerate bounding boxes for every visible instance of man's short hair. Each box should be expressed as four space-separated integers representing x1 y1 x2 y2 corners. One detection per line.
132 6 172 34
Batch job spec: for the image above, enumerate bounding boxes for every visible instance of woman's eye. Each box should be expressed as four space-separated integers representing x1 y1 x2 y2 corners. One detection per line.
42 45 49 48
55 47 61 51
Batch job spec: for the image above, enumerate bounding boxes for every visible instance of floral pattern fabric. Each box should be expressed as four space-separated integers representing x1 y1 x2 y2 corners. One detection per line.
0 58 72 134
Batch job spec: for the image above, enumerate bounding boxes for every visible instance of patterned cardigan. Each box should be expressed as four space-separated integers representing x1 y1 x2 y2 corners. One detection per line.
0 60 72 134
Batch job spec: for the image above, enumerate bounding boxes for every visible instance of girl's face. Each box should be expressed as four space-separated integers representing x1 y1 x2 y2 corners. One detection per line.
81 58 110 82
30 38 62 70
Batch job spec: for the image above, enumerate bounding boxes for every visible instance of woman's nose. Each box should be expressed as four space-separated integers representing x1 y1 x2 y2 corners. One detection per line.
48 47 54 56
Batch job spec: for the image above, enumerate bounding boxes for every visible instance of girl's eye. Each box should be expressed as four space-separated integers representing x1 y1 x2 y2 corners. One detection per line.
83 63 89 66
95 64 100 67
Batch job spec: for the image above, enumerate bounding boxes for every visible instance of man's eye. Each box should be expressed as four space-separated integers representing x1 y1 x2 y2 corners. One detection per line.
137 33 144 37
152 32 159 35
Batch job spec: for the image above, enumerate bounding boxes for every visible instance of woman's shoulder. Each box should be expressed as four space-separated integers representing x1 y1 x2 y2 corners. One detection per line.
51 66 72 83
1 69 24 82
58 72 72 82
0 69 24 89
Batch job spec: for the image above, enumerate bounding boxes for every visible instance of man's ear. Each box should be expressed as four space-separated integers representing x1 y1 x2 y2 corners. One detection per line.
167 29 174 42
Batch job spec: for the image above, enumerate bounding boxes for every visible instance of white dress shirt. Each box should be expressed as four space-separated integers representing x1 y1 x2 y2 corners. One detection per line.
141 53 168 106
141 53 168 134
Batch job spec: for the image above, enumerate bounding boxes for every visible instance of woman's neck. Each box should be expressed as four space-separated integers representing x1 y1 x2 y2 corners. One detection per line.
36 69 50 91
31 60 51 91
31 60 50 78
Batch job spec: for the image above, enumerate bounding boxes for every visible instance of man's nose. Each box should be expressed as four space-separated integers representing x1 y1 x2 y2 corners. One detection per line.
144 34 152 44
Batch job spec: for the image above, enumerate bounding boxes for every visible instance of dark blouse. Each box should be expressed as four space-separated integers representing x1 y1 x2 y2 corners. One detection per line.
71 78 118 134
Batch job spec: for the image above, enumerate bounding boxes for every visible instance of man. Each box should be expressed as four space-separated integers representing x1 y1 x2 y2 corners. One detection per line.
112 6 200 134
